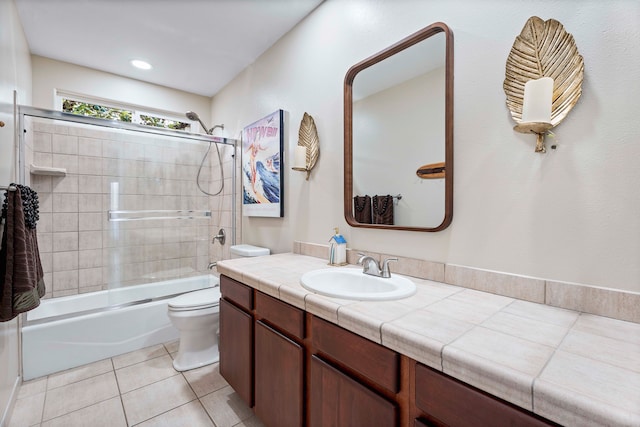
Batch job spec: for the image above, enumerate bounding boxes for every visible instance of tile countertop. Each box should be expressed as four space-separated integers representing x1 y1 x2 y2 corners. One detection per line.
216 253 640 427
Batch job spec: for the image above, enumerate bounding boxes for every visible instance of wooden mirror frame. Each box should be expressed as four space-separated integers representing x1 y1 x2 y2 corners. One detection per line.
344 22 454 232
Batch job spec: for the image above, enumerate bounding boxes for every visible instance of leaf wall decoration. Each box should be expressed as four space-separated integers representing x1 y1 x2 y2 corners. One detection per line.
298 112 319 179
504 16 584 126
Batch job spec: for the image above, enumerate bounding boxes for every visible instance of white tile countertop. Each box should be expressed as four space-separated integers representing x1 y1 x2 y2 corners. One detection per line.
216 253 640 427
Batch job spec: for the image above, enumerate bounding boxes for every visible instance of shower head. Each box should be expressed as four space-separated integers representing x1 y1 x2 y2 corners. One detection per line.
186 111 210 134
185 111 199 121
186 111 224 135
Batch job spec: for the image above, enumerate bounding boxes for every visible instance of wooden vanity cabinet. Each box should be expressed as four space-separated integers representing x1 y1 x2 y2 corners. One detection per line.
253 292 305 427
219 275 558 427
219 276 254 407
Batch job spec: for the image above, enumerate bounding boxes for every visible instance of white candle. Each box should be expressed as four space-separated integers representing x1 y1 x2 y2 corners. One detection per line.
294 146 307 169
522 77 553 123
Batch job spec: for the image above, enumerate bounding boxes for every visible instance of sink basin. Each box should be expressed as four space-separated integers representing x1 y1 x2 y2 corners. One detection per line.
300 268 416 301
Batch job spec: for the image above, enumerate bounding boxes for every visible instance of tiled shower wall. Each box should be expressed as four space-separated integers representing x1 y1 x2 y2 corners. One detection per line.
23 117 236 299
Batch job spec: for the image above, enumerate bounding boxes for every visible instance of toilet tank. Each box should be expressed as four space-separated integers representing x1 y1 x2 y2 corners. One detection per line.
230 244 270 258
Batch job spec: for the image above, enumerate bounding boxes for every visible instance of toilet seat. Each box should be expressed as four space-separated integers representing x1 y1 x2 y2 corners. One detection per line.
168 287 221 312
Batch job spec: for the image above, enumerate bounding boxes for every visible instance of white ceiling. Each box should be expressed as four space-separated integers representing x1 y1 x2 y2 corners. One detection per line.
15 0 324 97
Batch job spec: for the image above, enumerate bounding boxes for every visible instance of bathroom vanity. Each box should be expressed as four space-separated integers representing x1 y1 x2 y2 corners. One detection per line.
217 253 639 427
219 272 556 426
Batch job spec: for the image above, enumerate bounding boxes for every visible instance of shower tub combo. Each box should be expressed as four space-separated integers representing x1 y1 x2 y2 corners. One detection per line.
18 107 237 380
22 275 218 380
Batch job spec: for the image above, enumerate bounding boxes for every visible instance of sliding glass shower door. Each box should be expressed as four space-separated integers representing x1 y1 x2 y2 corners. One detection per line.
20 107 236 305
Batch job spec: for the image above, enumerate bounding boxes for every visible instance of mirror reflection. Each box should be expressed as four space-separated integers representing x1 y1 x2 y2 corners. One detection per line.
344 23 453 232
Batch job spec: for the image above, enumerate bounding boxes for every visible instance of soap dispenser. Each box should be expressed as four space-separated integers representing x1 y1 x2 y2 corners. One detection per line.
328 227 347 266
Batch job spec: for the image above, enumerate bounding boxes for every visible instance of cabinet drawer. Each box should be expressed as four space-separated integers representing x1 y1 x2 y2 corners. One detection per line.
220 275 253 311
415 363 557 427
255 292 304 340
311 316 399 393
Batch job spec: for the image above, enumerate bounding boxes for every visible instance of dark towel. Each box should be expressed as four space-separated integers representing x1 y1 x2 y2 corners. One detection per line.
353 195 372 224
372 195 394 225
0 185 45 322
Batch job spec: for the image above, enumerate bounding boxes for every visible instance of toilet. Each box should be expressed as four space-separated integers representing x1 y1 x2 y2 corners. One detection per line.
167 244 270 371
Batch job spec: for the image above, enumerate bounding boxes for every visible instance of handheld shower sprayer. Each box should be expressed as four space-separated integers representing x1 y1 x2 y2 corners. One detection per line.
186 110 226 196
185 111 224 135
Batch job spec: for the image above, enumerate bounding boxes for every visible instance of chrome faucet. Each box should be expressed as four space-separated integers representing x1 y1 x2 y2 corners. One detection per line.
381 257 398 278
357 253 398 278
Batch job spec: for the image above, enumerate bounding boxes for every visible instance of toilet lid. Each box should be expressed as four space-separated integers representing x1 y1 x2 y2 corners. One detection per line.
168 287 221 310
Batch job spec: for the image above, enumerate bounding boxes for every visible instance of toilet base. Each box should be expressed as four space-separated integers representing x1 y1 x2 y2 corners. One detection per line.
172 342 219 371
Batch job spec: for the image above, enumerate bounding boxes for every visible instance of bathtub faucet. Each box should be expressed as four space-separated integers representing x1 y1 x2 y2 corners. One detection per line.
208 262 217 270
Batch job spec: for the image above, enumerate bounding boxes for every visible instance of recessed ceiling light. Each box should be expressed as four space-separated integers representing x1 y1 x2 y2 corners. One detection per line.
131 59 152 70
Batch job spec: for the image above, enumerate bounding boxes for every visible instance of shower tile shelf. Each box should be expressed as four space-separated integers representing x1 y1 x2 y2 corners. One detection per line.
108 209 212 222
30 163 67 176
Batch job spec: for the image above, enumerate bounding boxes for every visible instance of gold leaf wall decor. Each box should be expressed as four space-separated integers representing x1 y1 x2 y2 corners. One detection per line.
296 112 320 180
504 16 584 127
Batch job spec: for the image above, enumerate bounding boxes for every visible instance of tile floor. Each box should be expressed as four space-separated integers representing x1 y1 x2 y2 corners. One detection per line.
9 341 265 427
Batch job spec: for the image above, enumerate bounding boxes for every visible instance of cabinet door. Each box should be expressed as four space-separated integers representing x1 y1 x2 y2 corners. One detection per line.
254 321 303 427
310 355 398 427
219 298 253 406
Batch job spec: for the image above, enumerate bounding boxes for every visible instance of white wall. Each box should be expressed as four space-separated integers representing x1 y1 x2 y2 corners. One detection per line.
211 0 640 293
0 0 32 423
31 56 211 119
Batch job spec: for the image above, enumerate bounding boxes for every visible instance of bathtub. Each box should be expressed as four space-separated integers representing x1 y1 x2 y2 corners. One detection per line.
22 275 218 380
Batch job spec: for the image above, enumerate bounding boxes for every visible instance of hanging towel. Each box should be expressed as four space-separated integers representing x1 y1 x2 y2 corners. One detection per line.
0 184 45 322
353 195 372 224
372 195 394 225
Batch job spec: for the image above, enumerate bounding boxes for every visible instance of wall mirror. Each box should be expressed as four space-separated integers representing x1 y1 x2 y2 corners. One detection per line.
344 22 453 232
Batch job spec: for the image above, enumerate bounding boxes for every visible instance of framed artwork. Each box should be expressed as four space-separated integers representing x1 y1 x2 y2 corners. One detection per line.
242 110 284 217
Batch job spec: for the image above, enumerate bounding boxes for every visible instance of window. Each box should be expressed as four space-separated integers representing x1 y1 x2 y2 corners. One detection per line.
58 92 192 132
62 99 133 122
137 113 190 131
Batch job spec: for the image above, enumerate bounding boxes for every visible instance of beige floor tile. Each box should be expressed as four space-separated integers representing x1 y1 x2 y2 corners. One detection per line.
163 340 179 355
8 392 45 427
112 344 168 370
115 355 178 393
234 414 266 427
121 374 196 426
11 340 264 427
47 358 113 390
42 372 119 421
40 397 126 427
181 362 229 398
17 377 47 399
200 385 254 427
135 400 214 427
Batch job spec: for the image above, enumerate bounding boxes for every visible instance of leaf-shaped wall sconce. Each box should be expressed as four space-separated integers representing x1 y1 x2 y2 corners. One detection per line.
292 112 320 180
504 16 584 152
